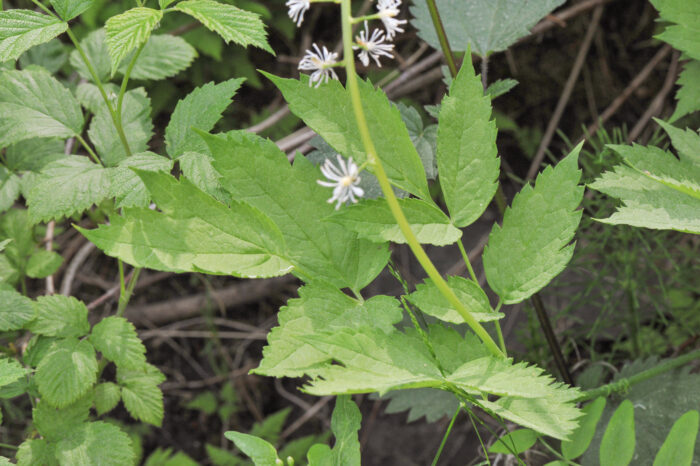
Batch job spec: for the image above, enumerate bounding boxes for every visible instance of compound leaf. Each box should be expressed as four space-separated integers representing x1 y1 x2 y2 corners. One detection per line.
483 144 583 304
105 7 163 75
49 0 95 21
0 10 67 63
35 338 97 408
117 363 165 427
27 295 90 338
90 316 146 369
118 34 197 81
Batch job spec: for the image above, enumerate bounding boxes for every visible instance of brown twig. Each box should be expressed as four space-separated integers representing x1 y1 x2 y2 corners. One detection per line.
60 241 95 296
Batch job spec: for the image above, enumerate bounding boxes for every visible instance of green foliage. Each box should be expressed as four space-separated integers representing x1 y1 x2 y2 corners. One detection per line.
437 55 499 227
650 0 700 61
488 429 537 454
54 421 135 465
69 29 110 82
599 400 635 466
94 382 121 416
653 410 699 466
110 152 174 208
0 358 30 387
224 432 281 465
27 295 90 338
105 7 164 75
307 396 362 466
0 10 67 63
118 34 197 81
25 249 63 279
49 0 95 22
35 338 98 408
117 363 166 427
561 397 606 460
672 61 700 121
0 290 35 330
90 316 147 369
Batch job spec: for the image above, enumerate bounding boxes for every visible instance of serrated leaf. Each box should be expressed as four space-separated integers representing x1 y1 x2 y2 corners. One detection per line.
325 198 461 246
35 338 97 408
76 82 119 114
650 0 700 60
263 72 430 199
0 166 20 213
69 29 110 83
178 151 231 203
0 358 30 387
5 137 64 172
88 87 153 166
406 275 503 323
18 38 67 73
117 363 165 426
254 283 402 377
562 397 606 460
55 421 135 465
486 78 519 99
378 388 459 423
488 429 537 454
410 0 565 56
33 396 91 440
483 144 583 304
437 56 499 227
325 396 362 466
27 295 90 338
174 0 272 54
23 335 56 368
94 382 121 416
653 410 698 466
671 61 700 121
118 34 196 80
206 130 390 290
0 10 67 63
165 78 244 158
105 7 163 75
109 152 173 208
79 171 292 278
90 316 146 369
600 400 635 466
0 68 83 147
26 249 63 278
50 0 95 21
16 438 57 466
160 0 179 8
0 290 34 331
398 103 438 180
249 408 290 445
26 156 110 222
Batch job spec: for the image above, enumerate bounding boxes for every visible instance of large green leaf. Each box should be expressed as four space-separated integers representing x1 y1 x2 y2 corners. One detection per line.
325 198 461 246
263 72 431 199
437 56 499 227
117 34 197 81
205 130 390 290
69 29 110 83
177 151 231 203
0 290 34 331
89 316 146 369
105 7 163 75
483 144 583 304
650 0 700 60
79 171 293 279
18 38 67 73
0 10 67 62
117 363 165 426
35 338 98 408
55 421 135 465
173 0 272 54
109 152 174 208
5 137 64 173
16 438 57 466
165 78 245 158
410 0 565 56
49 0 95 21
33 396 91 441
26 295 90 338
589 122 700 234
0 68 83 147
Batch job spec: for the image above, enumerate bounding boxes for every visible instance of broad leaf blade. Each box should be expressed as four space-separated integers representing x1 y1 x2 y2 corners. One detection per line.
69 29 110 83
0 10 67 62
94 382 121 416
224 433 280 465
437 55 499 227
671 61 700 122
26 295 90 338
49 0 95 21
89 316 146 369
55 421 135 465
0 290 34 331
105 7 163 75
0 358 30 387
35 338 98 408
109 152 174 208
488 429 537 454
653 410 698 466
483 144 583 304
650 0 700 60
117 34 197 81
117 363 165 426
600 400 635 466
562 397 606 460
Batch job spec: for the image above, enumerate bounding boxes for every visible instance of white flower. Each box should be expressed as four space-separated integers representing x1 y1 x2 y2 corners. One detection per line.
298 43 340 87
376 0 407 40
317 155 364 209
286 0 310 27
353 22 394 67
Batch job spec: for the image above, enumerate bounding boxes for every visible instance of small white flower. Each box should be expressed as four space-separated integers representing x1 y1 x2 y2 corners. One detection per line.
286 0 310 27
353 22 394 67
376 0 407 40
298 43 340 87
317 155 364 209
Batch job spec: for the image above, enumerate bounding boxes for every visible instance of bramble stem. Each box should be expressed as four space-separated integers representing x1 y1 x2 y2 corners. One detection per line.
340 0 504 359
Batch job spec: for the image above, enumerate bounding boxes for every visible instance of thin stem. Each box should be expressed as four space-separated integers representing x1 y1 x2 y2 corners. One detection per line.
0 442 18 451
431 406 460 466
340 0 503 359
116 264 141 318
29 0 55 16
76 134 103 166
531 293 574 385
424 0 457 77
494 299 506 355
538 437 578 465
481 54 489 90
456 240 478 282
116 42 146 139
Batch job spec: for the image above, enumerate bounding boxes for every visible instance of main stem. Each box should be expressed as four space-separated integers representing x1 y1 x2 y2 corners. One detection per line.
424 0 457 77
340 0 503 359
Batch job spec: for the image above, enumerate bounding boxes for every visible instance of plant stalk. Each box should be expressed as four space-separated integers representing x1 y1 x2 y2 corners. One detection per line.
424 0 457 77
431 406 460 466
531 294 574 385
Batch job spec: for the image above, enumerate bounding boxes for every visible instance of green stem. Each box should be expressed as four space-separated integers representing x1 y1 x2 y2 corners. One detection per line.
116 42 146 143
424 0 458 77
493 299 506 355
537 437 578 465
456 239 478 282
576 349 700 402
76 134 103 166
340 0 504 359
531 293 574 385
0 443 18 451
116 264 141 318
431 406 460 466
29 0 54 16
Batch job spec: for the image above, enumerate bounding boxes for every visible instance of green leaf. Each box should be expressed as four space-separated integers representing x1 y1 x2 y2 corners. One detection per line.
105 7 163 75
650 0 700 60
18 38 67 74
49 0 95 21
378 388 459 423
224 432 280 465
117 363 165 426
0 290 34 331
69 29 110 83
35 338 97 408
27 295 90 338
174 0 272 54
398 103 438 180
307 396 361 466
406 275 503 324
600 400 635 466
23 335 56 368
90 316 146 369
437 56 500 227
263 72 430 199
249 408 290 445
76 82 119 114
488 429 537 454
88 87 153 166
55 421 135 466
26 249 63 279
80 171 293 278
653 410 698 466
0 10 67 63
410 0 565 56
562 396 606 460
160 0 179 8
0 166 20 213
94 382 121 416
16 438 58 466
0 358 30 387
109 152 174 208
165 78 245 158
26 156 110 222
486 78 519 99
254 283 402 378
178 151 231 203
205 130 390 290
33 396 91 440
483 144 583 304
325 198 461 246
5 137 64 172
0 68 83 147
118 34 196 81
671 61 700 121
